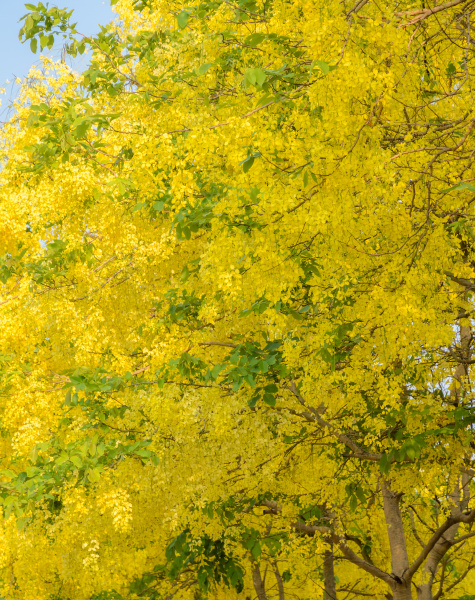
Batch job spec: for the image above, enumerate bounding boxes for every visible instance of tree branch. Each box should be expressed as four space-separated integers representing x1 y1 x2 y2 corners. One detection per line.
287 382 383 462
408 509 475 578
397 0 472 26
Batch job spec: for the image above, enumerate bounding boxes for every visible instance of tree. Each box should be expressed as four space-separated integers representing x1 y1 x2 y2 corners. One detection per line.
0 0 475 598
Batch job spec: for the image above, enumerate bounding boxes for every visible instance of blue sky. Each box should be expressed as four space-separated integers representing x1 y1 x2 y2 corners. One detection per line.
0 1 114 85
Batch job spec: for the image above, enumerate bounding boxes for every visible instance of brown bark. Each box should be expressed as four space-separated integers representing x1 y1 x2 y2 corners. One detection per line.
381 479 413 600
416 474 471 600
396 0 471 25
323 542 337 600
392 588 413 600
273 562 285 600
252 563 268 600
381 480 410 578
413 318 472 599
450 323 471 403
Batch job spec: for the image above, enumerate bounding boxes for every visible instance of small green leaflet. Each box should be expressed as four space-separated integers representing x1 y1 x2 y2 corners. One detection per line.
70 455 82 468
242 157 255 173
446 62 457 76
244 68 266 87
196 63 213 76
310 60 337 75
245 33 266 46
177 11 189 29
88 467 101 483
316 60 330 75
240 152 262 173
441 182 475 193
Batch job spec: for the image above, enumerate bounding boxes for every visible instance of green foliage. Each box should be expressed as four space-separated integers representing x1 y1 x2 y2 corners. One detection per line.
166 531 244 593
19 2 76 53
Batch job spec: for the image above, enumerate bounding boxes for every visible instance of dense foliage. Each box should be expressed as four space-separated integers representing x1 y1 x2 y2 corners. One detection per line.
1 0 475 598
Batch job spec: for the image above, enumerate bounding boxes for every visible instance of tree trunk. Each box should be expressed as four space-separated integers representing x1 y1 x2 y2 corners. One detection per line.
392 584 413 600
274 562 285 600
415 527 456 600
381 480 410 580
252 563 268 600
323 541 337 600
416 474 470 600
381 480 413 599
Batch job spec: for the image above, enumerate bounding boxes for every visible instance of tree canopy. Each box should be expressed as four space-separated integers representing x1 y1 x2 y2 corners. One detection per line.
1 0 475 599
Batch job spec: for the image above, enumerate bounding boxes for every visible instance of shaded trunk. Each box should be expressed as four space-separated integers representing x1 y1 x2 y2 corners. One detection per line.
323 541 337 600
381 479 413 600
391 585 413 600
416 319 471 600
416 474 470 600
252 564 268 600
381 480 410 579
450 323 471 403
274 562 285 600
415 524 457 600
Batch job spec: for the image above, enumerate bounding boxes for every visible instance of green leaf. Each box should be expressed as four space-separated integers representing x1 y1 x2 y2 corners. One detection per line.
254 68 266 87
211 364 223 379
379 454 391 474
315 60 330 75
56 453 69 466
134 448 152 458
73 120 90 139
64 388 72 406
180 265 190 283
0 470 17 479
30 37 38 53
240 153 261 173
245 373 256 387
263 393 276 406
455 406 470 420
355 486 366 503
196 63 213 76
251 542 261 559
282 570 291 583
248 394 258 408
153 201 164 212
88 467 100 483
70 455 82 468
441 182 475 193
245 68 257 86
245 68 266 88
242 156 254 173
177 11 189 29
245 33 265 46
446 62 457 76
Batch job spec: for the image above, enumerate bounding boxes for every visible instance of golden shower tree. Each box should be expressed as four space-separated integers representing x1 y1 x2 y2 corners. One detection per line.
0 0 475 598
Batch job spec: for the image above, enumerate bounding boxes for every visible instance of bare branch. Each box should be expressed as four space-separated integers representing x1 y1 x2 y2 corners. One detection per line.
287 382 383 462
408 509 475 578
397 0 472 26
